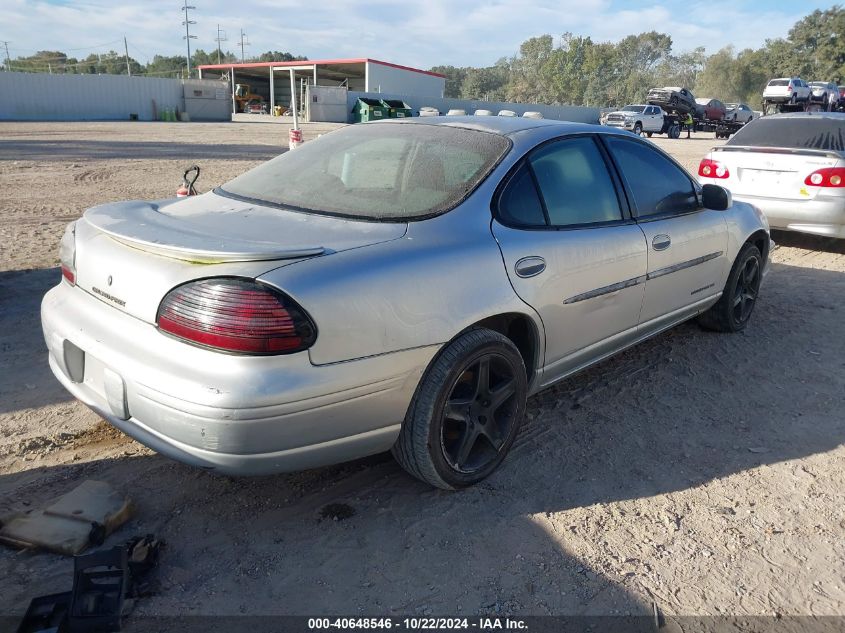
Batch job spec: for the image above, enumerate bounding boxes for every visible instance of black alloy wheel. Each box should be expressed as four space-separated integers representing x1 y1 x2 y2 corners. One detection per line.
392 328 528 489
731 255 760 326
440 353 519 474
698 243 763 333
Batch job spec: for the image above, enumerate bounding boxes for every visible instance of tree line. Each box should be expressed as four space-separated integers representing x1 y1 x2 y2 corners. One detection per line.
430 6 845 108
2 49 307 78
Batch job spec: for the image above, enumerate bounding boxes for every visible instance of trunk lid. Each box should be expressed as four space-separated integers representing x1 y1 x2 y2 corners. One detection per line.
712 147 842 201
73 192 407 323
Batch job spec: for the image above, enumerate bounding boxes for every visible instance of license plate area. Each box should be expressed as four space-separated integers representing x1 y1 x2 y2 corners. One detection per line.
742 169 788 186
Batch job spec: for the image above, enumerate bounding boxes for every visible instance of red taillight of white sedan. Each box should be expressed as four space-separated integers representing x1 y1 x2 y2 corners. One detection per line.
698 158 730 179
157 278 317 354
804 167 845 187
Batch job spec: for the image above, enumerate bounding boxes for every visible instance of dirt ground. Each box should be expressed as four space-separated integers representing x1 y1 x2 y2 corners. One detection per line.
1 121 844 625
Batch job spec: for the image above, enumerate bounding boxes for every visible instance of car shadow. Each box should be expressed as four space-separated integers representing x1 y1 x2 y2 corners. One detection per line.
0 140 284 162
771 229 845 255
0 262 843 622
0 268 72 414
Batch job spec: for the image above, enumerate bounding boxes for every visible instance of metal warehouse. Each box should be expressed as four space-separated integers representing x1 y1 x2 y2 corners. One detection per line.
197 58 445 117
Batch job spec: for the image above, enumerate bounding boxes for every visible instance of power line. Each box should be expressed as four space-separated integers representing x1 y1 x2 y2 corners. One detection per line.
239 28 250 63
214 24 227 65
7 39 125 55
181 0 197 77
124 36 131 76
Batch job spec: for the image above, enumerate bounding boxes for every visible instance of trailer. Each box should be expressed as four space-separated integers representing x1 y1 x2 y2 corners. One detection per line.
645 97 750 139
762 99 826 116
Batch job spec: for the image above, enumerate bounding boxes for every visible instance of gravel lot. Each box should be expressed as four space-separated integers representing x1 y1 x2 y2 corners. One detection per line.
1 121 844 625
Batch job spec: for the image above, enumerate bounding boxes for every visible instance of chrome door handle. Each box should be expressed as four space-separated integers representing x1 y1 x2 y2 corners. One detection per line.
652 234 671 251
515 256 546 278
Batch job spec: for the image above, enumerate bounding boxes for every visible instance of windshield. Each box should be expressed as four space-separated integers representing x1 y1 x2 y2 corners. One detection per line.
622 106 645 113
727 116 845 151
218 123 510 220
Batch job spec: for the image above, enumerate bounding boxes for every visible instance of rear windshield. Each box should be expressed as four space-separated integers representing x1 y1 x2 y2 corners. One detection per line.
218 123 510 220
767 79 789 86
727 116 845 151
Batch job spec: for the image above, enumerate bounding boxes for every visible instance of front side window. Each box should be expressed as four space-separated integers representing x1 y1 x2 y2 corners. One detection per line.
219 123 510 220
604 136 699 218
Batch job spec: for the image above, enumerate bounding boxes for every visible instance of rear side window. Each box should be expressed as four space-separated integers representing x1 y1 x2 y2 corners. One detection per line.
528 137 622 226
605 137 699 218
727 116 845 151
498 163 546 227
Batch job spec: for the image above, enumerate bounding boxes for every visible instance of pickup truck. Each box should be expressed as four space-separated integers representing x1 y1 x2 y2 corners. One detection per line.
603 104 666 136
647 87 697 115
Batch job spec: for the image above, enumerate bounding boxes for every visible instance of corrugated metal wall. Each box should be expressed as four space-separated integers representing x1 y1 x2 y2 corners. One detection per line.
365 62 445 98
346 90 600 124
0 72 229 121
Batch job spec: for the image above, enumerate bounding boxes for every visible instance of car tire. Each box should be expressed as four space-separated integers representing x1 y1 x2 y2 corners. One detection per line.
633 123 643 136
698 243 763 333
790 94 797 105
392 328 528 490
646 132 653 138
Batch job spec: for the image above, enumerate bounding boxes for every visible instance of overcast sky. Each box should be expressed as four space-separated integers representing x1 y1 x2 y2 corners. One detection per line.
3 0 835 69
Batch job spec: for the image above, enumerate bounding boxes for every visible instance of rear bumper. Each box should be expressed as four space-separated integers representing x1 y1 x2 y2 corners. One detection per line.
41 282 438 475
732 194 845 238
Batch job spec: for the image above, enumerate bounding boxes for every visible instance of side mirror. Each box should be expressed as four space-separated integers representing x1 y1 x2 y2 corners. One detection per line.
701 183 732 211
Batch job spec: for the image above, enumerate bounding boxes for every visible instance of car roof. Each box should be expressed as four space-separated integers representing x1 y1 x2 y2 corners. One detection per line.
757 111 845 121
381 115 598 136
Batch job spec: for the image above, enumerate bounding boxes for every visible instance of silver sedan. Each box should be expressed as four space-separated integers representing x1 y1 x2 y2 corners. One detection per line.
698 112 845 238
42 118 771 489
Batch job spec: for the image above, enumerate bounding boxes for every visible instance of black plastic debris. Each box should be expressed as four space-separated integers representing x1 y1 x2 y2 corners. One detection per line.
16 592 71 633
16 535 164 633
68 546 129 632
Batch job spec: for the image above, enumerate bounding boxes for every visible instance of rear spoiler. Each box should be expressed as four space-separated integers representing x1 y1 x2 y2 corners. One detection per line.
713 145 844 160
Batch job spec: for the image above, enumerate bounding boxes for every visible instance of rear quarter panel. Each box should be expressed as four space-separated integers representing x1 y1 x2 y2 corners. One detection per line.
257 193 543 368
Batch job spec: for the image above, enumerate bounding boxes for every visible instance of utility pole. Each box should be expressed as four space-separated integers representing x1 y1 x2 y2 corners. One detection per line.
124 36 131 76
239 29 249 63
214 24 227 65
2 41 11 72
181 0 197 78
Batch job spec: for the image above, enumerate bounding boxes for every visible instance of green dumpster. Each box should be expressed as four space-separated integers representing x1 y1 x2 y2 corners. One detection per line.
352 98 389 123
381 99 413 118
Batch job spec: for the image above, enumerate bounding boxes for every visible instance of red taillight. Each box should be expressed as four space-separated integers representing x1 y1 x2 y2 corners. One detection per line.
698 158 730 179
61 264 75 285
804 167 845 187
157 278 316 354
787 85 793 92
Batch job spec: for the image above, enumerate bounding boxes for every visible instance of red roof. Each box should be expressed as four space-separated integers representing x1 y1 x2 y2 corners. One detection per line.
197 57 445 78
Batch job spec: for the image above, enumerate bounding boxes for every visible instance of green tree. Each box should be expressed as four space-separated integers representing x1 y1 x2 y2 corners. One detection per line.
787 7 845 80
430 65 467 98
255 51 308 62
460 66 508 100
506 35 555 103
